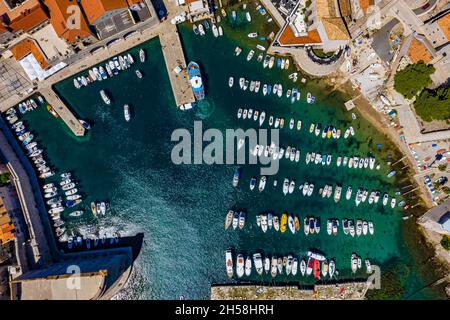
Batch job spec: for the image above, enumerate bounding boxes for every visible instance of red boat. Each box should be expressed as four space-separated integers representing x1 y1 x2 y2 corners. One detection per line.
313 259 321 279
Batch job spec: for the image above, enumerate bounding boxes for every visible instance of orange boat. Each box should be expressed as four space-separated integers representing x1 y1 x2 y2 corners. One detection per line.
313 259 321 279
280 212 287 233
47 105 59 118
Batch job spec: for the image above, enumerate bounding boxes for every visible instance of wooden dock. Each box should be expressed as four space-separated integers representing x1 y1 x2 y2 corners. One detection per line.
40 88 85 137
159 23 195 108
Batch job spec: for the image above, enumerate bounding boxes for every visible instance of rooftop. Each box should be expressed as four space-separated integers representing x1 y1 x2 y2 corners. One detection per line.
80 0 130 25
407 37 434 64
43 0 94 44
7 2 48 33
436 12 450 41
10 38 49 69
278 25 322 45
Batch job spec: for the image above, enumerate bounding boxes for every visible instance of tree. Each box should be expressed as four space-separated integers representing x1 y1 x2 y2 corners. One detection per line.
438 164 448 172
0 173 10 186
414 87 450 122
441 235 450 250
394 61 435 99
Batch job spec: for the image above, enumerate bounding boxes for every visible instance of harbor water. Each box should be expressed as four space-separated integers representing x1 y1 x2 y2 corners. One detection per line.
16 6 446 299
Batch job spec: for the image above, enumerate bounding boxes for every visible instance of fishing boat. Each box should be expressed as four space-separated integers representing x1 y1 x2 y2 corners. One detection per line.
245 256 252 276
225 250 233 278
248 32 258 38
225 210 233 230
187 62 205 100
253 253 263 275
66 199 81 208
264 257 270 274
282 178 289 196
362 220 368 235
288 180 295 194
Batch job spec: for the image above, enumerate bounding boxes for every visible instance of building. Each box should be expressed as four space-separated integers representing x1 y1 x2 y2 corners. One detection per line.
9 38 67 81
0 198 15 246
43 0 97 49
419 199 450 236
0 0 49 37
276 0 350 52
423 11 450 49
79 0 135 39
176 0 210 22
9 247 133 300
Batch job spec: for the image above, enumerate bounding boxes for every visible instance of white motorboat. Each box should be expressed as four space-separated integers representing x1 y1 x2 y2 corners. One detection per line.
236 254 245 278
245 256 252 276
300 259 306 276
253 253 263 275
124 104 131 121
282 178 289 196
229 77 234 88
258 176 267 192
100 90 111 105
225 250 233 278
247 50 254 61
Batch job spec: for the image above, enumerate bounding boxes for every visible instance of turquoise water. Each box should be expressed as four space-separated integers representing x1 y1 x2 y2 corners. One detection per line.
14 6 445 299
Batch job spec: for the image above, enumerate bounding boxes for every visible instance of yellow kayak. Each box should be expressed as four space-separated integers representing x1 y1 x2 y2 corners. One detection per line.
221 8 227 17
280 212 287 233
327 129 332 139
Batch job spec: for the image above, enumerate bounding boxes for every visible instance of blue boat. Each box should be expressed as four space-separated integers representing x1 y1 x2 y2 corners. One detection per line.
387 170 396 178
187 61 205 100
267 84 272 95
203 19 210 29
276 58 282 68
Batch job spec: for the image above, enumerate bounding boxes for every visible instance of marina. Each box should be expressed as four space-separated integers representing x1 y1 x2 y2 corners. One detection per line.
0 0 445 300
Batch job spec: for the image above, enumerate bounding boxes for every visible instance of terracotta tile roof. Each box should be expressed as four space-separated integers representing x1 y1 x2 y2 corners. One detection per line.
279 26 322 45
43 0 94 44
127 0 143 5
322 18 350 40
437 12 450 41
11 38 49 69
338 0 352 17
80 0 129 24
315 0 350 41
8 3 48 32
0 0 40 21
407 38 433 64
360 0 374 14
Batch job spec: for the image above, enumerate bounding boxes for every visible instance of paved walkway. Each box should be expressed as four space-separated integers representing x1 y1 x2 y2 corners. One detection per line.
40 88 85 136
260 0 286 27
270 46 344 76
0 122 52 268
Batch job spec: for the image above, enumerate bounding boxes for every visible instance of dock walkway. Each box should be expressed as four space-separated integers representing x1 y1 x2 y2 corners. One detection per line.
160 23 195 107
40 88 85 136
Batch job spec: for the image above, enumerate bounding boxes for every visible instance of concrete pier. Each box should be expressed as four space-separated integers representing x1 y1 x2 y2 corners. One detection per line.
40 88 85 137
160 24 195 107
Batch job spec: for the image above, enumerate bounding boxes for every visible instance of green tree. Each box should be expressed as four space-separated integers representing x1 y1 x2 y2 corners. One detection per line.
414 87 450 122
394 61 435 99
0 173 10 186
441 235 450 250
438 164 448 172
